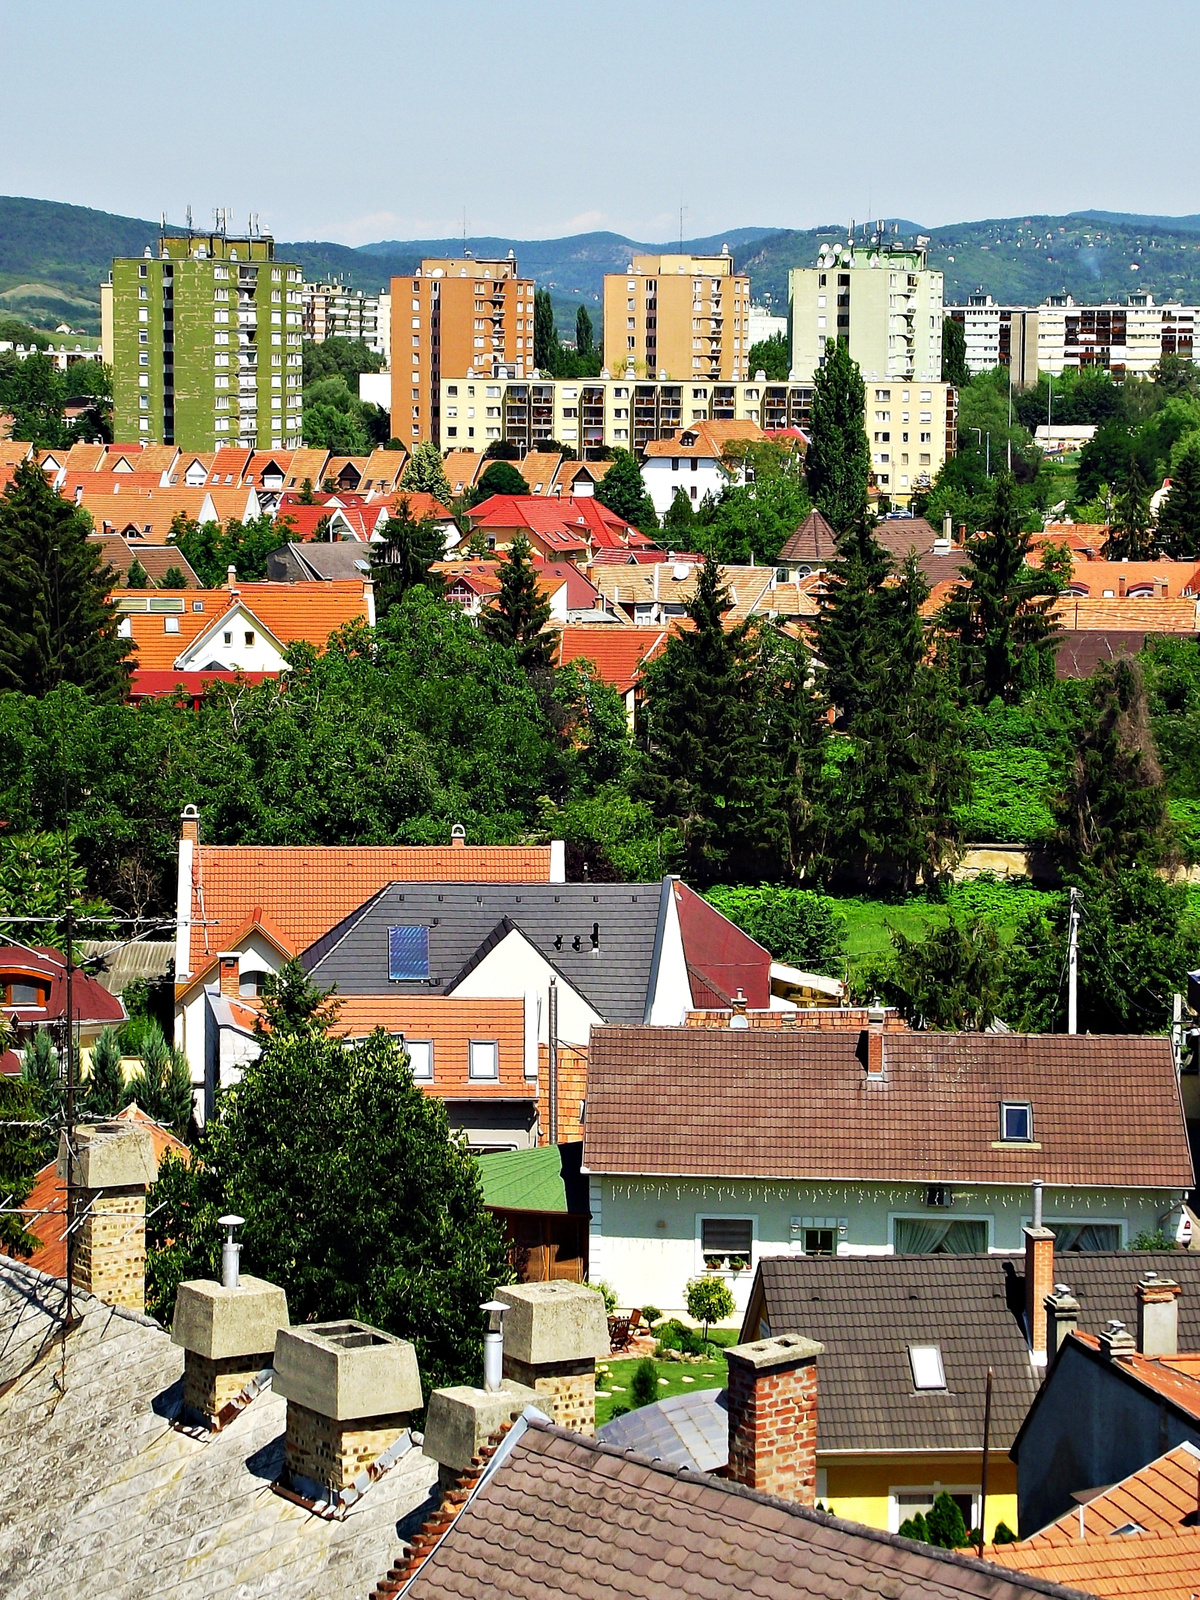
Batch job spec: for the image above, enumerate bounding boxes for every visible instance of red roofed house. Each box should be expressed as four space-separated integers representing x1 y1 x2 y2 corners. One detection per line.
466 496 654 562
0 945 126 1075
556 626 670 725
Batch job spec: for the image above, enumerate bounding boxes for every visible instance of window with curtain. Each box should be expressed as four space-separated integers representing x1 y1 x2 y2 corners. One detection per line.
1048 1222 1121 1251
893 1218 988 1255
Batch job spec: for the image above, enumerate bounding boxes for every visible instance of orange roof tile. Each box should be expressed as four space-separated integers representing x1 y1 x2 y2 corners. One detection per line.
557 626 669 692
0 440 33 468
121 580 371 671
60 471 168 494
1029 555 1200 597
282 448 330 490
1052 595 1199 632
442 450 486 494
643 419 765 458
361 447 408 492
330 996 531 1099
59 442 106 472
184 841 556 974
519 452 563 495
383 489 455 521
8 1103 189 1280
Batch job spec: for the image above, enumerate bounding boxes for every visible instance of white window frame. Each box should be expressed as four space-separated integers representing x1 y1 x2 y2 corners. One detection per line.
468 1039 498 1080
1000 1101 1033 1143
889 1485 980 1536
402 1038 433 1081
695 1212 757 1278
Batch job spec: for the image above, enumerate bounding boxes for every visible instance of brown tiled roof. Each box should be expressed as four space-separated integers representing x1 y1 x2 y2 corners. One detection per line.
986 1442 1200 1598
89 535 201 587
581 1027 1193 1186
185 841 556 974
643 419 765 459
519 451 563 494
282 447 330 489
395 1415 1089 1600
778 509 838 564
748 1252 1200 1456
123 581 370 671
1052 596 1198 632
1054 630 1170 679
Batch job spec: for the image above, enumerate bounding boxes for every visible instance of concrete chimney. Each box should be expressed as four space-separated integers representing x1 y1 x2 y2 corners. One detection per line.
1099 1319 1138 1362
496 1282 609 1435
227 563 237 587
864 1004 886 1078
1024 1215 1056 1366
172 1273 288 1429
1137 1272 1181 1357
942 510 953 543
725 1333 824 1504
217 951 240 999
450 822 466 849
1043 1284 1079 1366
423 1380 536 1494
56 1121 156 1312
273 1320 422 1505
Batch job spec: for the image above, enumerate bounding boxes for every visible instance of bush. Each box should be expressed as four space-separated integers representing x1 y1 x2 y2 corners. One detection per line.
630 1358 659 1408
927 1492 970 1549
1132 1228 1174 1250
641 1304 662 1326
955 748 1054 844
993 1522 1017 1544
897 1513 929 1543
591 1278 617 1314
704 885 847 974
655 1318 705 1356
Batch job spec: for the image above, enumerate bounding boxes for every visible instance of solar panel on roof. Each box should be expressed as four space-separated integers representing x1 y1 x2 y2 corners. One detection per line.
388 924 429 981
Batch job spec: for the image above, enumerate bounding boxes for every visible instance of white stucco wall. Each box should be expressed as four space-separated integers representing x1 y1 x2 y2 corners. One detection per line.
646 884 692 1026
449 925 602 1048
643 457 741 517
589 1174 1184 1314
177 603 289 672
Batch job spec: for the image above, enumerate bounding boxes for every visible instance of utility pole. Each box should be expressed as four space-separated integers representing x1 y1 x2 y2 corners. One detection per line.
977 1366 994 1558
547 978 558 1148
64 899 76 1324
1067 886 1079 1035
1007 377 1013 473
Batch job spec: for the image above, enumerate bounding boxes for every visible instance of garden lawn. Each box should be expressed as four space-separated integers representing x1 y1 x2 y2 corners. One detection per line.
837 879 1061 978
595 1348 732 1427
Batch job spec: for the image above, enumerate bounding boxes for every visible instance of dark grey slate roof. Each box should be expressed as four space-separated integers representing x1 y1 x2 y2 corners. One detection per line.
266 541 374 582
0 1257 435 1599
747 1250 1200 1455
597 1387 728 1470
302 881 667 1024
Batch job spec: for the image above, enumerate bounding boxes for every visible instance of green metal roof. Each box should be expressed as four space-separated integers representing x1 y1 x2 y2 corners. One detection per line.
475 1142 587 1214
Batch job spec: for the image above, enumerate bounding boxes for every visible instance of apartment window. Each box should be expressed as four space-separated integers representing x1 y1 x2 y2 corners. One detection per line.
893 1218 988 1254
138 263 148 278
818 273 827 287
920 431 932 444
139 352 149 366
908 1345 946 1390
469 1040 499 1080
920 390 932 402
388 924 430 981
875 389 891 401
804 1228 835 1256
1000 1101 1033 1143
404 1039 433 1080
838 274 849 287
447 384 458 396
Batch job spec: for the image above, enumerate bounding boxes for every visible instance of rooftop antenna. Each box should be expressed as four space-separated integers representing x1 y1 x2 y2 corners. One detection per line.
185 204 193 234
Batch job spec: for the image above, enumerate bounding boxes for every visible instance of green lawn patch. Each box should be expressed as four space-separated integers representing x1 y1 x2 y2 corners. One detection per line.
595 1349 731 1427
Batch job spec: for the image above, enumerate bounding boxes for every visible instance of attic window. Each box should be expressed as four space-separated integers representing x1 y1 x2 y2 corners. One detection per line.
2 977 47 1007
403 1039 433 1080
388 924 429 981
908 1345 946 1390
1000 1101 1033 1142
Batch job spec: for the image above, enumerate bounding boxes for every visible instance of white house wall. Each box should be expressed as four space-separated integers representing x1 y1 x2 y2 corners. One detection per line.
449 925 602 1048
643 458 741 517
588 1174 1184 1315
176 603 290 672
646 883 692 1025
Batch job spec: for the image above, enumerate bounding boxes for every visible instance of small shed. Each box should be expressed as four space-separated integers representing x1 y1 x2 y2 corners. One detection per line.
475 1141 590 1283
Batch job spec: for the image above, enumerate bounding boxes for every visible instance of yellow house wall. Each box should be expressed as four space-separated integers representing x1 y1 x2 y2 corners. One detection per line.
820 1452 1018 1540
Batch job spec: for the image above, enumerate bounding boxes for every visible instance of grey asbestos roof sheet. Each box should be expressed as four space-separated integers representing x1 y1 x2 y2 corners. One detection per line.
597 1387 728 1470
79 938 174 994
0 1258 435 1599
750 1250 1200 1455
303 881 666 1024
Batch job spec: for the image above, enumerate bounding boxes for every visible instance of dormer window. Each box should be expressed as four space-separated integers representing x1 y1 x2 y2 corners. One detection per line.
2 976 48 1007
908 1345 946 1390
1001 1101 1033 1142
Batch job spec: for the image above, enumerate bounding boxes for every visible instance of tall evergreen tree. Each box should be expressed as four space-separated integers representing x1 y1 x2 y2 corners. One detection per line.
125 556 150 590
370 496 445 616
638 557 788 884
813 512 894 724
1104 453 1154 559
594 448 658 532
840 554 970 891
0 458 133 699
534 288 558 371
481 535 554 673
804 340 870 533
1054 656 1172 876
472 460 528 501
87 1027 125 1118
938 470 1059 703
941 316 970 388
1157 437 1200 560
400 440 454 504
575 305 593 358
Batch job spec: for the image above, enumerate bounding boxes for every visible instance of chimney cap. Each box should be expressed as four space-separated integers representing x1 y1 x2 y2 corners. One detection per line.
172 1273 288 1360
273 1320 422 1420
57 1120 156 1191
496 1281 609 1364
727 1333 825 1371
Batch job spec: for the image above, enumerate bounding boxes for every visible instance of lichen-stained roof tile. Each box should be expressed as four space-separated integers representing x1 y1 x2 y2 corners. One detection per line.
0 1258 436 1599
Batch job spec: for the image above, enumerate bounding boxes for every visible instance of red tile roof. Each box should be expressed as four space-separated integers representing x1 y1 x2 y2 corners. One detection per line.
184 841 557 975
121 581 371 671
0 946 125 1057
330 996 531 1100
383 490 455 521
582 1029 1194 1184
1052 596 1198 632
556 626 669 693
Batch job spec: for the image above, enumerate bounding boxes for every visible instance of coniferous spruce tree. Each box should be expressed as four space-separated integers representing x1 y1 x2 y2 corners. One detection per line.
575 305 593 358
370 496 445 617
1104 453 1154 559
125 556 150 589
804 339 870 533
813 510 893 725
481 534 554 673
0 457 133 699
938 469 1059 703
941 315 970 388
1157 438 1200 559
87 1027 125 1119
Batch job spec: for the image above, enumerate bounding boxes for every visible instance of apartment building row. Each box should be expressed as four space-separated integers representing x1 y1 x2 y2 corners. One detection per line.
102 230 305 452
949 291 1197 383
301 280 389 354
435 372 956 504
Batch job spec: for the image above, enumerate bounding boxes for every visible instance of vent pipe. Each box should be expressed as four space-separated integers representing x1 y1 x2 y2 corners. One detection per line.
220 1213 244 1289
481 1300 507 1392
548 978 559 1145
1032 1180 1043 1230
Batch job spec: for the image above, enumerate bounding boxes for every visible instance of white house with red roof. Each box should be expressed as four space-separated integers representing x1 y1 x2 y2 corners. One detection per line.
642 419 764 517
464 495 655 563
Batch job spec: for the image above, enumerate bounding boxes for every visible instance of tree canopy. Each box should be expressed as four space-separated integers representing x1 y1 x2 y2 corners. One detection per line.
593 449 657 532
804 340 870 533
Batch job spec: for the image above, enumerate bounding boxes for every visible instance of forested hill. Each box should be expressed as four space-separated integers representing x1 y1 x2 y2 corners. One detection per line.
8 193 1200 335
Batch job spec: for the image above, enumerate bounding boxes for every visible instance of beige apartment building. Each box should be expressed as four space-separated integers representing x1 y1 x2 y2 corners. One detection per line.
390 256 535 445
789 237 943 384
438 372 956 505
947 295 1039 385
601 251 753 381
1035 292 1196 377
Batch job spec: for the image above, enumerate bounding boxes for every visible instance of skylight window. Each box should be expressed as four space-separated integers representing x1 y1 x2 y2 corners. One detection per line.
1001 1101 1033 1142
908 1345 946 1390
388 924 429 981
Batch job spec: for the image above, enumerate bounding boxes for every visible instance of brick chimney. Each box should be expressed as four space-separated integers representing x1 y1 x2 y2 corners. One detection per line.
1043 1284 1079 1366
496 1282 609 1435
725 1333 824 1504
180 803 200 848
273 1320 422 1506
217 952 240 999
1024 1181 1054 1366
227 563 237 587
173 1273 289 1429
863 1003 886 1079
1157 575 1169 599
56 1120 156 1313
1137 1272 1181 1356
1118 572 1127 598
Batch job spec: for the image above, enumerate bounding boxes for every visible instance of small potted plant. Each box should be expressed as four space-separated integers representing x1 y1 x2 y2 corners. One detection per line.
728 1254 749 1274
703 1253 726 1271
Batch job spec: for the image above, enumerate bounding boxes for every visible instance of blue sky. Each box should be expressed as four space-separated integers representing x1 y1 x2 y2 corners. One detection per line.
4 0 1199 244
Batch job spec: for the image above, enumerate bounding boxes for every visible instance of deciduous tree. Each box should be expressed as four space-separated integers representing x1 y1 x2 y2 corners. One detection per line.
593 448 657 532
400 440 454 504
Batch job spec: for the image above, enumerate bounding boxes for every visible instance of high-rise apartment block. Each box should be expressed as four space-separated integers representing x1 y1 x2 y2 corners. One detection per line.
389 256 535 446
301 280 384 352
109 231 303 451
948 291 1199 384
602 251 752 382
947 295 1038 386
788 236 943 384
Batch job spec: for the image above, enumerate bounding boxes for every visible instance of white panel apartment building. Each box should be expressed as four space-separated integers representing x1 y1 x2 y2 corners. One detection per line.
788 236 943 384
949 292 1198 381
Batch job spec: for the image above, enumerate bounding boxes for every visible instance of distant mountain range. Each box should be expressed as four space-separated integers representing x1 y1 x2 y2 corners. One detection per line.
7 195 1200 338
